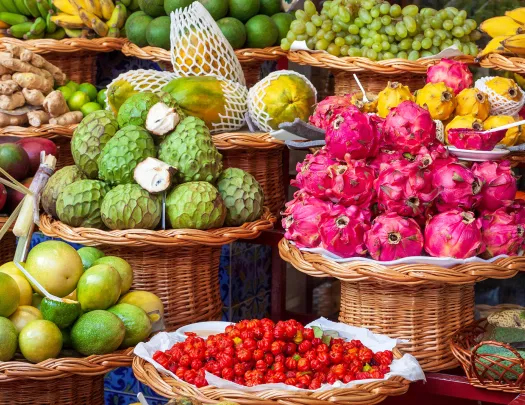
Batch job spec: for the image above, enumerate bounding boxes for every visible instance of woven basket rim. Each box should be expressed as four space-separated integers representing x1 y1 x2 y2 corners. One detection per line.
39 208 276 247
278 238 525 286
0 124 76 138
0 348 133 382
287 51 476 73
478 54 525 73
0 37 126 54
213 132 284 149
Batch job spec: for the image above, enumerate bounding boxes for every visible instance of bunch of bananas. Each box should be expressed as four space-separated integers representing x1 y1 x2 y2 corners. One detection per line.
478 8 525 59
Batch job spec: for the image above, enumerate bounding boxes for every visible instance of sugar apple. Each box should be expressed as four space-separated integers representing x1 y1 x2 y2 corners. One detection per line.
166 182 226 230
158 116 223 183
42 166 86 218
100 184 162 230
216 168 264 226
71 110 119 178
56 180 110 228
98 125 156 186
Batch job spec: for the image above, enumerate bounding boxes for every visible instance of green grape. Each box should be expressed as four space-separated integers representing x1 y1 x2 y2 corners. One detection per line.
304 1 317 16
421 50 433 57
311 15 323 26
424 28 435 38
348 47 361 56
281 38 291 51
461 24 471 36
385 25 396 36
297 34 308 41
352 34 361 43
291 20 306 34
443 20 454 31
399 38 412 50
295 10 308 21
355 18 365 28
324 31 336 41
414 33 424 41
327 43 340 56
379 26 387 34
337 21 349 31
390 4 402 17
387 35 395 42
468 43 478 56
360 27 369 37
402 5 418 16
430 18 442 29
397 51 408 59
453 16 464 26
348 24 359 34
436 29 447 40
408 50 420 60
415 14 423 26
378 52 385 61
381 34 388 41
340 44 349 56
403 16 417 33
452 38 462 47
381 15 392 26
315 39 329 50
363 37 374 47
421 37 432 49
383 51 394 59
412 40 421 50
321 20 332 31
334 36 345 46
381 40 390 50
361 45 370 54
371 6 380 18
286 31 297 42
306 22 317 36
445 10 456 20
316 29 325 39
396 21 408 38
445 7 459 16
306 38 316 50
432 36 442 46
452 26 464 38
390 43 399 53
373 33 382 43
458 10 467 20
466 19 477 31
359 9 373 24
327 6 338 19
367 49 378 60
338 7 351 23
421 22 430 31
462 44 470 54
371 19 382 31
430 45 439 54
443 38 453 47
437 10 448 21
362 0 375 10
470 30 482 41
344 34 354 45
332 23 342 33
394 35 402 42
372 43 382 52
379 2 390 15
421 8 437 17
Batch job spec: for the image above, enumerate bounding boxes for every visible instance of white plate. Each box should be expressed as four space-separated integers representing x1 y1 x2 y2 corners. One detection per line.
174 321 232 341
447 146 510 161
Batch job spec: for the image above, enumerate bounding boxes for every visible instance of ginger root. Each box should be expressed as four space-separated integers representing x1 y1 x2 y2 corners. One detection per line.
22 88 45 106
49 111 83 125
0 80 20 96
0 92 25 110
1 74 12 81
0 112 28 127
0 66 11 76
27 110 50 127
12 72 53 94
4 45 22 58
19 48 67 86
43 90 69 117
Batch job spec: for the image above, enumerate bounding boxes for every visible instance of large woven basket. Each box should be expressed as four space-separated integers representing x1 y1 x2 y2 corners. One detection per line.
39 211 276 331
279 238 525 372
0 348 133 405
333 70 427 95
132 347 410 405
0 217 16 265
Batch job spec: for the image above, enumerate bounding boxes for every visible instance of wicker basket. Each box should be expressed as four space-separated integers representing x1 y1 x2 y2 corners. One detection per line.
0 217 16 265
0 348 133 405
38 211 276 331
132 348 410 405
334 70 427 95
279 238 525 372
478 54 525 73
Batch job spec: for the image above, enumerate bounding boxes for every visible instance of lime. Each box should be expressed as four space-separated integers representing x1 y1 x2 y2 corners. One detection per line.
0 261 26 278
77 247 105 271
127 15 153 47
199 0 228 20
67 91 91 111
32 293 43 309
80 102 103 116
78 83 98 101
146 16 171 50
259 0 280 16
108 303 152 348
9 305 43 334
271 12 294 42
228 0 259 22
57 86 73 101
138 0 165 17
0 317 17 361
125 10 147 33
41 298 81 329
93 256 133 294
118 291 164 324
217 17 246 49
71 310 125 355
164 0 192 14
0 272 20 317
97 89 108 109
245 14 278 47
61 327 72 349
9 274 33 306
77 264 121 312
66 81 79 92
19 320 62 363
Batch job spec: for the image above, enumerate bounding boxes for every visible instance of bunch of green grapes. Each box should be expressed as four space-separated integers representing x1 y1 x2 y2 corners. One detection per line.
280 0 480 61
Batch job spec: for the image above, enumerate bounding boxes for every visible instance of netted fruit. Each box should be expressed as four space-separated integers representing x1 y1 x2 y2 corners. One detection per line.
483 115 521 147
426 58 473 95
455 88 490 121
432 162 482 212
377 82 414 118
472 161 518 212
485 77 522 102
309 94 354 130
481 208 524 258
415 82 457 121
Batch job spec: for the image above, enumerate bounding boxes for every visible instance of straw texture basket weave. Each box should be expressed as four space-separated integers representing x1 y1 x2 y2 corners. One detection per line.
132 348 410 405
478 54 525 73
0 217 16 265
334 70 427 95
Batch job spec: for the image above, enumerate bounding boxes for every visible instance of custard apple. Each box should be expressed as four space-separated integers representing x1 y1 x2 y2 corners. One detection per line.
42 166 86 218
158 116 223 183
217 168 264 226
56 180 110 228
166 182 226 230
98 125 156 186
71 110 119 178
101 184 162 230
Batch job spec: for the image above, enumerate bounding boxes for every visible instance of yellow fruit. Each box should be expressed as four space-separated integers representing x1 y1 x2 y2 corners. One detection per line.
483 115 521 146
0 273 20 318
377 82 414 118
480 16 523 37
445 115 484 143
9 305 43 334
107 79 138 114
415 82 457 121
0 261 26 278
455 88 490 121
486 77 522 102
10 274 33 306
506 7 525 24
19 320 62 363
350 91 378 113
118 291 164 324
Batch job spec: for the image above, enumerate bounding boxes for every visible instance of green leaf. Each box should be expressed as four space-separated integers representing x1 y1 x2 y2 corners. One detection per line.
312 326 323 339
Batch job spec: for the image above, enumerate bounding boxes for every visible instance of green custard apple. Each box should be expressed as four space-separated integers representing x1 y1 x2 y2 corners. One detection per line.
41 166 86 218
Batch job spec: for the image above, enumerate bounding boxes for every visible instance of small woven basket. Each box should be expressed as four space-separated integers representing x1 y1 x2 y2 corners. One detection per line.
479 54 525 73
334 70 427 95
132 348 410 405
0 348 133 405
279 238 525 372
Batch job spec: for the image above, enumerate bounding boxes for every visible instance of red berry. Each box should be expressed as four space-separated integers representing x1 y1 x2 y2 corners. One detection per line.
298 340 312 354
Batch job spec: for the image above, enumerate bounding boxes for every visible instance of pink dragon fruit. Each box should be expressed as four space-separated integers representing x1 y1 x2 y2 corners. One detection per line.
369 149 404 174
365 213 424 261
426 58 473 94
319 205 370 258
481 208 524 258
325 159 375 207
424 210 485 258
428 143 458 171
383 101 437 154
309 94 354 130
447 127 506 151
282 194 331 248
375 162 439 218
325 105 380 160
432 163 482 212
292 149 338 196
471 161 518 212
510 199 525 225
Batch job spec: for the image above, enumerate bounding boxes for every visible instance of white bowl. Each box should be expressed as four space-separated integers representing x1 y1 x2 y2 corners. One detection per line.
446 146 510 161
175 321 233 340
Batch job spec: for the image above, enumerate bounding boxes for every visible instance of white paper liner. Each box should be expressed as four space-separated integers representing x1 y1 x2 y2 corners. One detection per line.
134 317 425 393
475 76 525 116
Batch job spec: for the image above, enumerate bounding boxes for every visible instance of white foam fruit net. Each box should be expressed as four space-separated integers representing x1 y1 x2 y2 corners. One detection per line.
434 119 445 143
475 76 525 116
248 70 318 132
211 76 249 134
170 2 246 86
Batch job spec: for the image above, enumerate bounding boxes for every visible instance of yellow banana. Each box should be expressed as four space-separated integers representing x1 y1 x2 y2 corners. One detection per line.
107 3 125 28
51 12 85 28
480 16 524 37
78 7 96 27
51 0 78 15
502 34 525 55
99 0 114 20
476 36 510 59
506 8 525 24
84 0 102 17
90 15 108 36
64 26 82 36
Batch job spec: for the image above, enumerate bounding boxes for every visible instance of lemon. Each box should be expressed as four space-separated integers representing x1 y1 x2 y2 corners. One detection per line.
67 91 91 111
0 261 26 278
118 291 164 324
77 247 105 271
0 272 20 317
0 317 17 361
19 320 62 363
9 305 43 334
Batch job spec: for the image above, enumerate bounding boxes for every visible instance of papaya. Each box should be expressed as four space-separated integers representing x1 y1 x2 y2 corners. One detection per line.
107 80 138 115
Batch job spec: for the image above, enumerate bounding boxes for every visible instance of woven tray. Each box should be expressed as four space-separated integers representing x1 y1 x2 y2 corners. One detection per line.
132 348 410 405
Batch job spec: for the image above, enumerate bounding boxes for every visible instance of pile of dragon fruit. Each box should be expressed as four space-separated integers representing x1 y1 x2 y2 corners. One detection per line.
282 98 524 261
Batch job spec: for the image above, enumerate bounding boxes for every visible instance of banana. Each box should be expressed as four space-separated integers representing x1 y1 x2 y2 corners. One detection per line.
0 12 29 25
107 3 125 28
36 0 51 18
2 0 20 14
24 30 44 38
99 0 114 20
51 12 84 28
506 8 525 25
51 0 78 15
78 7 95 27
90 14 108 36
24 0 41 17
30 16 46 34
45 11 56 32
476 36 510 59
84 0 102 17
502 34 525 55
69 0 88 12
46 25 65 38
0 21 10 29
107 26 119 37
14 0 33 16
480 16 524 37
7 21 33 38
64 26 82 36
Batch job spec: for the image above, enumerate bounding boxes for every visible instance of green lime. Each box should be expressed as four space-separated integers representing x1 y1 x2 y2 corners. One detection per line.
0 272 20 317
127 15 153 47
271 12 294 42
199 0 228 20
77 247 105 271
78 83 98 101
108 303 152 348
80 102 103 116
66 81 79 92
163 0 192 14
228 0 259 22
245 14 278 47
77 264 121 312
125 10 147 33
97 89 108 109
138 0 165 17
57 85 73 101
9 305 43 334
0 317 17 361
259 0 280 16
67 91 91 111
118 291 164 324
19 320 62 363
71 310 125 355
146 16 171 50
217 17 246 49
93 256 133 294
41 298 81 329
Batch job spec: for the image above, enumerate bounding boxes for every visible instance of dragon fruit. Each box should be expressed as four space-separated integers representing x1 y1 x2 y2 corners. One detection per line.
319 205 370 258
292 149 338 197
511 200 525 225
426 58 473 95
375 162 438 218
428 144 458 171
383 101 436 154
325 159 376 207
432 163 482 212
365 213 424 261
309 94 354 130
325 105 380 160
471 161 518 212
447 127 506 151
481 208 524 258
424 210 485 259
369 149 404 174
282 194 331 248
